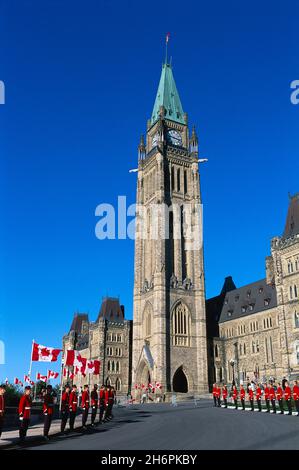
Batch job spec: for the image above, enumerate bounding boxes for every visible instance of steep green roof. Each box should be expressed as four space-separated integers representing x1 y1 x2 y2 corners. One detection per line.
151 63 185 125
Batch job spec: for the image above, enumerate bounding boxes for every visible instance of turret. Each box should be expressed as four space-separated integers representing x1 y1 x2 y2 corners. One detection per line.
138 134 146 160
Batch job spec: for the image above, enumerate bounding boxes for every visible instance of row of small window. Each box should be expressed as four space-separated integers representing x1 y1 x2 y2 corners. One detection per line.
225 286 272 306
287 258 299 274
223 317 273 338
289 284 298 300
107 360 121 373
107 347 122 357
107 333 122 343
227 299 271 317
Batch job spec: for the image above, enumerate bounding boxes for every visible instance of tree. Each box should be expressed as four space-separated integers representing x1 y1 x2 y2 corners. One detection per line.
0 383 22 406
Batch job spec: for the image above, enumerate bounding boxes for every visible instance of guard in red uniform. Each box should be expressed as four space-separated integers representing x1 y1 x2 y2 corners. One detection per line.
60 384 70 433
284 381 292 415
69 384 78 431
99 385 106 423
90 384 98 426
240 385 245 410
263 383 270 413
293 380 299 416
18 386 32 443
222 385 228 408
216 385 221 407
269 384 276 414
81 384 90 429
0 384 6 438
276 383 284 414
104 385 110 421
212 383 217 407
232 385 238 409
248 386 254 411
43 384 55 439
256 384 262 412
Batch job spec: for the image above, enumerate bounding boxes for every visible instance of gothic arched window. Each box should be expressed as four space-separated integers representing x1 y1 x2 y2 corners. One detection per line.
115 378 121 391
143 303 153 342
171 302 191 347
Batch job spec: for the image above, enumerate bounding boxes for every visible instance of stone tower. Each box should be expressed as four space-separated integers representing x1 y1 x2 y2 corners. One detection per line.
132 61 209 395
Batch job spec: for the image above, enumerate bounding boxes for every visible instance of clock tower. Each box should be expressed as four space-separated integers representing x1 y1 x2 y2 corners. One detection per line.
132 61 209 395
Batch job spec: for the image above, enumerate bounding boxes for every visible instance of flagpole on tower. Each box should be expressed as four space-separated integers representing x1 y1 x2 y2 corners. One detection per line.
165 32 170 64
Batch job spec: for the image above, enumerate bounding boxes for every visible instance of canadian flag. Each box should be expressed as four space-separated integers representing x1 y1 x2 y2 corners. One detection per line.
85 360 101 375
47 370 59 380
63 368 68 378
5 378 9 385
32 342 61 362
155 382 162 389
14 377 22 385
36 372 48 382
24 375 31 384
30 380 35 386
148 383 153 389
69 372 75 380
141 384 145 389
65 350 87 375
134 384 139 390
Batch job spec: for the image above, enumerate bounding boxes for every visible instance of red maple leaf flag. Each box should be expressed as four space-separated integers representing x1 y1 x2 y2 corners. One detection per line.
65 350 87 375
14 377 20 385
36 372 48 382
24 375 31 384
47 370 59 379
32 342 61 362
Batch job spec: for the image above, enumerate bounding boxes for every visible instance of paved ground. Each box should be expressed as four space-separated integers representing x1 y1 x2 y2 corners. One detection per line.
2 400 299 450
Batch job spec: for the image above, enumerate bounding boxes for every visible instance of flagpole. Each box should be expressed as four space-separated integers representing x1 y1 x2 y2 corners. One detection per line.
59 356 64 412
28 339 34 377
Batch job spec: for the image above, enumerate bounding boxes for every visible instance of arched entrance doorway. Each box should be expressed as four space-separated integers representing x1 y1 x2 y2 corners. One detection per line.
173 367 188 393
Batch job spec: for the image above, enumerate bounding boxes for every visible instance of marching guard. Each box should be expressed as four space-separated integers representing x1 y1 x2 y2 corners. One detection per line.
293 380 299 416
0 384 5 438
43 384 55 440
222 384 228 408
90 384 98 426
232 385 238 410
263 383 270 413
61 384 70 433
212 383 217 407
81 384 90 429
240 384 245 410
256 384 262 412
269 383 276 414
276 382 284 414
18 385 32 443
69 384 78 431
248 385 254 411
216 384 221 407
99 385 106 423
284 381 292 415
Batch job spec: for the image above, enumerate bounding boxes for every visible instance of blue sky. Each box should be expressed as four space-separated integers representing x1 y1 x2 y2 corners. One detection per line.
0 0 298 381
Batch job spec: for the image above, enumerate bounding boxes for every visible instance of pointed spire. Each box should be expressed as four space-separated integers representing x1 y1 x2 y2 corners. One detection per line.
283 193 299 238
190 125 198 153
138 134 146 160
151 63 185 125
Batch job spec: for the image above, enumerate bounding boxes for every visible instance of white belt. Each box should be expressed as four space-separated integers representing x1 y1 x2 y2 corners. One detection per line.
72 402 77 404
25 407 31 410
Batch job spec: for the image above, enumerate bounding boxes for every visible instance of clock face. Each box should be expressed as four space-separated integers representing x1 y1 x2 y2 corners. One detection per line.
167 129 182 146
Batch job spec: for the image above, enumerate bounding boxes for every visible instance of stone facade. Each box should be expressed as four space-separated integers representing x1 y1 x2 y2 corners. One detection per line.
132 63 209 395
62 298 132 395
208 194 299 386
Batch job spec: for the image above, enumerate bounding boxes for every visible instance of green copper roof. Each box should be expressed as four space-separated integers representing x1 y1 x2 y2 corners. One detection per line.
151 63 185 125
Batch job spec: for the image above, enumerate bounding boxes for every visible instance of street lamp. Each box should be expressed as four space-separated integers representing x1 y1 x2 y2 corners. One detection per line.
230 359 235 386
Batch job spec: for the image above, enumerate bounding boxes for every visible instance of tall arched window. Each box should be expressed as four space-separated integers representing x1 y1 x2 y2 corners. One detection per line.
115 378 121 391
177 169 180 192
171 302 191 347
143 303 153 342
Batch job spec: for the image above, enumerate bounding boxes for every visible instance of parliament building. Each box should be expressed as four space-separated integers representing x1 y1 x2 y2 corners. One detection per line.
63 59 299 396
